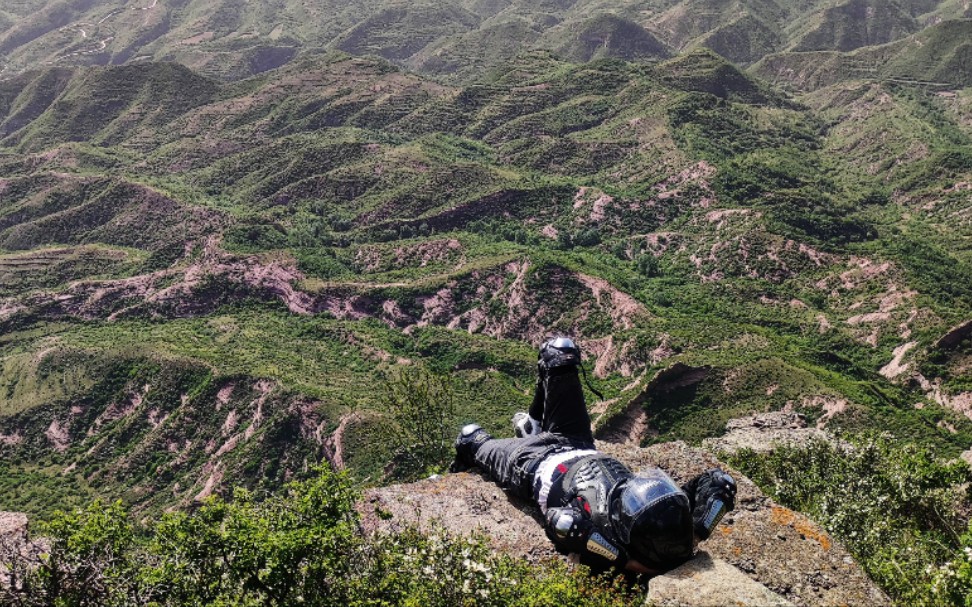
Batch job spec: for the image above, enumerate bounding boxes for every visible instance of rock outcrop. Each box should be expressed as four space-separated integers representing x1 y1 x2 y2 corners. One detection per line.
361 441 889 606
647 552 793 606
0 512 29 589
0 512 27 543
701 411 834 455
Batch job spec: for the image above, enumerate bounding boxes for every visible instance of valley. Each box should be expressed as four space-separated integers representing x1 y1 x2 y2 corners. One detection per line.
1 1 972 604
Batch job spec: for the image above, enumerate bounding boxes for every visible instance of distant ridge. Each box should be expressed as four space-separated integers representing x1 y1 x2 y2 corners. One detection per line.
547 14 672 63
754 18 972 91
0 0 969 82
789 0 920 53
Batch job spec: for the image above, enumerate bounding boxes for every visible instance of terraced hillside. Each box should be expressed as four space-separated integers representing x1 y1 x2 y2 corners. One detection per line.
1 6 972 597
0 49 970 517
1 0 970 82
755 19 972 91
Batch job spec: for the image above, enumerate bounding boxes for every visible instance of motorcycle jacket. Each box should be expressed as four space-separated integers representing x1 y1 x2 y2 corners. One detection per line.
538 453 717 572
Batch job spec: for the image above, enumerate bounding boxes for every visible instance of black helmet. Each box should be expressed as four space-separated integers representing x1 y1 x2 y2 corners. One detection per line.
539 337 581 370
610 469 693 567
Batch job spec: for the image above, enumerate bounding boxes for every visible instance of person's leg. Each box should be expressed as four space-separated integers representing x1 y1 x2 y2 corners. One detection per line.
475 434 577 499
541 369 594 445
511 375 545 438
473 437 527 495
528 373 545 422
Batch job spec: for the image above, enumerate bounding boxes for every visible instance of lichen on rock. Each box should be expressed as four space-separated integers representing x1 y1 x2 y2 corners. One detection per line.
647 551 794 607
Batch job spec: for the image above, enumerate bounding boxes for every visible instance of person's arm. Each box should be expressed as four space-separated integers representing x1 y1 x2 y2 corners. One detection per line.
544 507 627 570
624 559 660 575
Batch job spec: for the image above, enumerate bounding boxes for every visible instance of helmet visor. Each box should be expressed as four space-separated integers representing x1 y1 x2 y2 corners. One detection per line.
616 468 684 543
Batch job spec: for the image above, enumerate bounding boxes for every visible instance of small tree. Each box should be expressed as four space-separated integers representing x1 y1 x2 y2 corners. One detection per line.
378 366 458 480
635 253 659 277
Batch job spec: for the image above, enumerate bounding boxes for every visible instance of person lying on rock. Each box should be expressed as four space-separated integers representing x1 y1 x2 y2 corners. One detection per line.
450 337 737 575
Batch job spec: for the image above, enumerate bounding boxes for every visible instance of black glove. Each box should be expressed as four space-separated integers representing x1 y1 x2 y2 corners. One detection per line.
684 469 736 541
545 507 625 566
545 507 591 552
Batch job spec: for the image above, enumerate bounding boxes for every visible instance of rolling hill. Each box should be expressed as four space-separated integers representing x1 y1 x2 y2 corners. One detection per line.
0 49 969 517
0 2 971 603
755 18 972 91
0 0 969 82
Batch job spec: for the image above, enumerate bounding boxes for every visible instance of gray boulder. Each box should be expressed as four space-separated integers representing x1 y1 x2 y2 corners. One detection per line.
0 512 27 542
0 512 29 590
701 411 833 456
647 551 793 606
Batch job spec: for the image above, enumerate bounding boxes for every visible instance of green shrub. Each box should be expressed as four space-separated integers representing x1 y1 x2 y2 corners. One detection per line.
635 253 659 278
377 366 459 481
727 436 972 605
930 523 972 606
1 466 639 606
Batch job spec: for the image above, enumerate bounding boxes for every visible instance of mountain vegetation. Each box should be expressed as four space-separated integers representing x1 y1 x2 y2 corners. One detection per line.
1 0 971 82
1 466 639 606
1 0 972 604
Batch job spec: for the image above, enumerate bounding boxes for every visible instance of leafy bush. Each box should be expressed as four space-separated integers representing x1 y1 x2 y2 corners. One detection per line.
635 253 659 278
1 466 639 607
377 367 459 481
727 436 972 605
931 523 972 607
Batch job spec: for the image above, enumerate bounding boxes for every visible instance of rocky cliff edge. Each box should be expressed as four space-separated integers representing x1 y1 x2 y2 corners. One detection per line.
360 440 890 607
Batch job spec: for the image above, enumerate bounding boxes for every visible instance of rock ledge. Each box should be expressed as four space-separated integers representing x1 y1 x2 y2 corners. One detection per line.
361 440 890 606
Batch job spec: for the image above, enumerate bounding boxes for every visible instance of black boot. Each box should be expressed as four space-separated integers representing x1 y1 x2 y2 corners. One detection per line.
449 424 491 473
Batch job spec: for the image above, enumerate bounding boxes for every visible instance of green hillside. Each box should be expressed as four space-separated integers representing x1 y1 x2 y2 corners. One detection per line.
754 19 972 91
695 14 783 65
650 0 787 61
788 0 919 53
0 0 969 81
0 52 969 519
0 3 972 604
334 2 482 61
544 14 672 63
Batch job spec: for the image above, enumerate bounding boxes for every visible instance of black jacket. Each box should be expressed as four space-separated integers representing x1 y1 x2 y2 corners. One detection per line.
541 453 640 570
